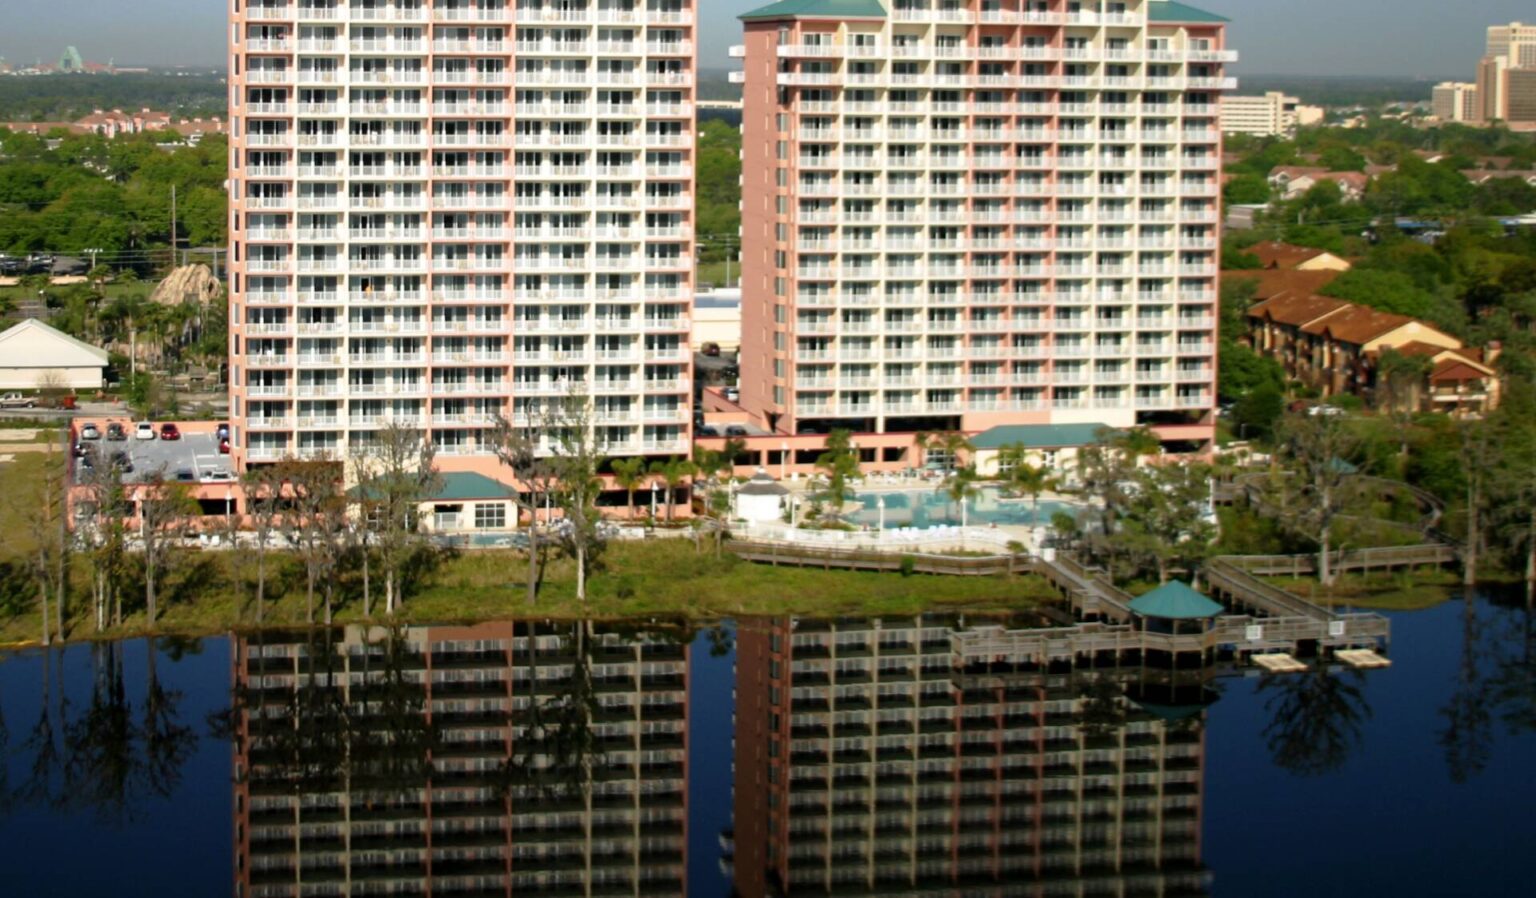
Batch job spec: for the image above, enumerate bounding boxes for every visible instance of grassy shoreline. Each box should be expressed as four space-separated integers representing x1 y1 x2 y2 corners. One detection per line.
1264 568 1464 611
0 539 1059 648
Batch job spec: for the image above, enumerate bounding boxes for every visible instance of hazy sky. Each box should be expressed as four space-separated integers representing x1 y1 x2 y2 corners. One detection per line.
0 0 1524 78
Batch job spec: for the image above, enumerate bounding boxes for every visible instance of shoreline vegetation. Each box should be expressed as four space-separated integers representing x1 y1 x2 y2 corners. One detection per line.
0 538 1060 648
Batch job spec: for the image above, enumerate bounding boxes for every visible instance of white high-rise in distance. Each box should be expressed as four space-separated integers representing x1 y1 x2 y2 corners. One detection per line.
227 0 697 470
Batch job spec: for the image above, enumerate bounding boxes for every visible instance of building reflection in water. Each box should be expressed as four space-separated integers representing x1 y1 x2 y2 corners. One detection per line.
231 622 690 898
732 616 1213 898
229 616 1214 898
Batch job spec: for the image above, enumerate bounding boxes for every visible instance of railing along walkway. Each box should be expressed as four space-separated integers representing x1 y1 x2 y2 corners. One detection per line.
726 539 1032 577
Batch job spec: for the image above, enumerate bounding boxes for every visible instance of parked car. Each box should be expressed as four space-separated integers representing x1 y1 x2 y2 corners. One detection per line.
701 341 721 357
218 438 231 455
725 424 749 438
0 393 35 409
697 425 720 438
108 450 133 473
72 441 89 458
159 423 181 441
215 422 230 441
135 422 156 440
105 423 127 441
174 468 196 482
79 423 101 440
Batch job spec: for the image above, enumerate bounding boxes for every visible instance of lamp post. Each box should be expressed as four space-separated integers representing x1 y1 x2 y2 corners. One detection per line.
650 482 658 523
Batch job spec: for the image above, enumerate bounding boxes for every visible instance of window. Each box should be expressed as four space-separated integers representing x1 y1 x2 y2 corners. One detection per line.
434 504 463 531
474 502 507 529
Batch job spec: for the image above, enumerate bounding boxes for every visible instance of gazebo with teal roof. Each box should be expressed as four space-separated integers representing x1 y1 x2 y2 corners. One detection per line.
1128 581 1225 637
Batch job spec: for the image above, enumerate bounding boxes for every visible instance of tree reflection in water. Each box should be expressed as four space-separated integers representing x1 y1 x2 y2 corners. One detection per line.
1259 665 1372 777
1439 598 1495 783
231 625 439 802
5 640 198 824
501 621 609 804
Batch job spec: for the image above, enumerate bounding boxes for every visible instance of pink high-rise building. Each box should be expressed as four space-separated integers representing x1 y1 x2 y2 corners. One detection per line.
227 0 696 469
734 0 1232 449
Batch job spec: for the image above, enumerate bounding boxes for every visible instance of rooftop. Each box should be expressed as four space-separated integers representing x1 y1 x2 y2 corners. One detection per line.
740 0 887 21
1148 1 1230 24
971 423 1113 451
1248 241 1347 270
1128 581 1225 620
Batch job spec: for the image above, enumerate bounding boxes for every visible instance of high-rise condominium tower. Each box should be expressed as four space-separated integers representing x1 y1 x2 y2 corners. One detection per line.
735 0 1232 447
227 0 696 468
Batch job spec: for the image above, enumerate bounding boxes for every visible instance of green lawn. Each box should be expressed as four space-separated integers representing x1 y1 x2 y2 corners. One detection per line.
696 261 738 290
1263 569 1460 611
0 280 149 307
0 536 1059 646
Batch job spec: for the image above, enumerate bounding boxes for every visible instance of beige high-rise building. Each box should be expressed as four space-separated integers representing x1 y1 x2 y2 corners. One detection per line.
1507 68 1536 124
1432 81 1480 123
226 0 698 472
1220 90 1299 137
1488 21 1536 68
734 0 1231 445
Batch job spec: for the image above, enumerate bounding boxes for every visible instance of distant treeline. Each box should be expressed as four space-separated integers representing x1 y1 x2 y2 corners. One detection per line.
1237 75 1436 109
0 74 226 122
698 73 742 103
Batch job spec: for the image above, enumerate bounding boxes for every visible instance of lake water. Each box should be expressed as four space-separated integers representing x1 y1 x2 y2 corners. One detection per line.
0 592 1530 897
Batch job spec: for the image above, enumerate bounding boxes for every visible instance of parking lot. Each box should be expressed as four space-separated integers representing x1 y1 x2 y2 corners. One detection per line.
75 418 232 485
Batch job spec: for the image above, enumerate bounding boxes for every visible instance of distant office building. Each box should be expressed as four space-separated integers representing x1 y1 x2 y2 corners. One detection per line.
1220 91 1299 137
1506 68 1536 124
1433 81 1481 123
1478 54 1510 123
1488 21 1536 68
734 0 1231 448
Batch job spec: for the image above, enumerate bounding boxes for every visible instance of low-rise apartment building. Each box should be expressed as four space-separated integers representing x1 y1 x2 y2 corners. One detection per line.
1247 290 1500 416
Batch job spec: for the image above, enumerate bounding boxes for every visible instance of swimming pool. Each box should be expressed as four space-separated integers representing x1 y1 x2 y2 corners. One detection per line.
838 486 1077 529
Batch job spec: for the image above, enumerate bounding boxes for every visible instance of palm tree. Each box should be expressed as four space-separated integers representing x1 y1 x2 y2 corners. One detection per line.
939 466 981 527
651 457 696 523
1003 451 1057 526
611 457 648 522
916 430 975 474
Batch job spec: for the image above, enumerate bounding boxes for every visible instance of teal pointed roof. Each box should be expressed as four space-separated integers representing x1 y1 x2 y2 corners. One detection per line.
355 471 514 503
971 423 1114 451
741 0 888 21
1148 1 1230 24
433 472 516 501
1129 581 1224 619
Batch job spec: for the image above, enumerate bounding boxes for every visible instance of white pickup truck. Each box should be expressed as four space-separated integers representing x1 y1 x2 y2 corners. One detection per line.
0 393 37 409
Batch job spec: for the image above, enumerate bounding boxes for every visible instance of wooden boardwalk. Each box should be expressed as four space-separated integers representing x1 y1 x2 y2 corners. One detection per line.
726 534 1395 660
727 540 1033 577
